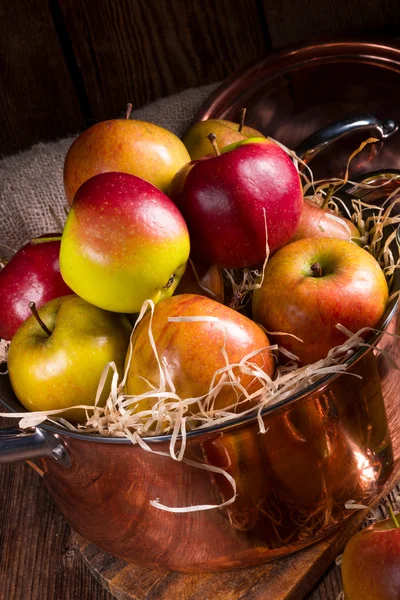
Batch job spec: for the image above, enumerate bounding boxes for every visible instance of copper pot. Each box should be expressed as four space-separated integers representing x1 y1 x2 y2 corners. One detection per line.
1 196 399 571
1 76 400 570
0 318 397 572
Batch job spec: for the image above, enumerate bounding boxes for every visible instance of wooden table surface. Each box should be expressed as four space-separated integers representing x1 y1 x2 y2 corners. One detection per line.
0 417 352 600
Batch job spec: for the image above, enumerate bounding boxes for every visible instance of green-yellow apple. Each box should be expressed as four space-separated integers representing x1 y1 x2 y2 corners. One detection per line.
64 117 190 205
169 137 303 268
252 238 388 365
0 235 71 340
342 510 400 599
125 293 275 414
182 115 265 160
290 198 361 243
174 258 224 303
7 294 132 423
60 172 190 313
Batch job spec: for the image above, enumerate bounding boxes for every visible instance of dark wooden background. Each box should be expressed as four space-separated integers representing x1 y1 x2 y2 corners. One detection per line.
1 0 400 157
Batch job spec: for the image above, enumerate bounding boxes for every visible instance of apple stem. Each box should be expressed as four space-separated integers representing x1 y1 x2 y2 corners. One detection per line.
310 262 323 277
207 133 221 157
238 108 247 133
31 236 62 245
125 103 132 120
29 302 52 337
163 274 175 290
384 499 400 528
322 186 334 209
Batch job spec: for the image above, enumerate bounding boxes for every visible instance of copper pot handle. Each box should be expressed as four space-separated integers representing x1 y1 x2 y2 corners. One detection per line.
296 114 398 163
0 427 71 468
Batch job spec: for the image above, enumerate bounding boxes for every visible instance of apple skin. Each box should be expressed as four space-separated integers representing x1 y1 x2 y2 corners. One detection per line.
342 515 400 600
7 294 132 423
64 119 190 205
125 294 275 414
252 238 389 365
169 138 303 268
290 198 361 243
174 258 224 303
60 172 190 314
182 118 265 160
0 236 72 341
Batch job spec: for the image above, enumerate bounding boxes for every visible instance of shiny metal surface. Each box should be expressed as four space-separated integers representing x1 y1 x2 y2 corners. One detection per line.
296 113 398 165
0 426 71 468
194 38 400 181
0 335 396 571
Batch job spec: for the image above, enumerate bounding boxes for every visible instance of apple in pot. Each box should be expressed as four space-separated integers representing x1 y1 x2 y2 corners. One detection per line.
182 110 265 160
60 172 190 314
169 137 303 268
0 236 72 340
252 238 389 365
174 258 224 303
64 111 190 205
341 507 400 600
7 294 132 423
290 198 361 243
125 294 275 414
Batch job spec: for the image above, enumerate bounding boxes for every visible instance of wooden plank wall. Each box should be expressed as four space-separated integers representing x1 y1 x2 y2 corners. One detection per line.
1 0 399 156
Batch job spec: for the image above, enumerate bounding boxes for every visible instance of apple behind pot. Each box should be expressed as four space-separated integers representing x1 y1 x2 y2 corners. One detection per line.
169 138 303 268
64 118 190 205
7 294 132 423
0 236 72 341
60 172 190 314
125 294 275 414
252 238 389 365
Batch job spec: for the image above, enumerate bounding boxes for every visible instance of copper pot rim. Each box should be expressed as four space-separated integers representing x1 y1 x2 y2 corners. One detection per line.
192 35 400 125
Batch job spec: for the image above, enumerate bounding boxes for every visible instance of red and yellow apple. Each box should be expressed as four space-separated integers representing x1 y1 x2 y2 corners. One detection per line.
182 117 265 160
7 294 132 422
342 511 400 600
252 238 389 365
125 294 275 414
64 118 190 205
169 137 303 268
60 172 190 313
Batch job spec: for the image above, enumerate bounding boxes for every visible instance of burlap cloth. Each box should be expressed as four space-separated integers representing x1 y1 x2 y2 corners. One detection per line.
0 82 219 257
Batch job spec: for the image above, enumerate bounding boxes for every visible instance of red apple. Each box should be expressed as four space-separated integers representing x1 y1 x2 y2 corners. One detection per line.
125 294 275 414
342 512 400 599
0 236 72 340
64 117 190 205
252 238 389 365
169 138 303 268
60 172 190 313
290 198 361 243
